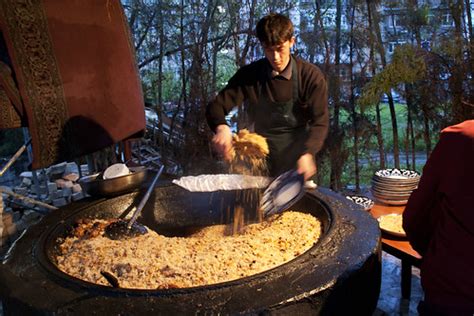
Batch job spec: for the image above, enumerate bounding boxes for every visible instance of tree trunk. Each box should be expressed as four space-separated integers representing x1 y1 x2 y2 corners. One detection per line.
464 0 474 120
405 114 410 169
450 0 469 122
408 0 432 157
348 5 360 192
329 0 343 191
315 1 331 72
405 83 415 169
371 2 400 168
155 5 165 162
387 95 400 169
367 0 386 169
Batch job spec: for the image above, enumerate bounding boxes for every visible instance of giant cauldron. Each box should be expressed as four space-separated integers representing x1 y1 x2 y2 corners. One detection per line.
0 182 381 315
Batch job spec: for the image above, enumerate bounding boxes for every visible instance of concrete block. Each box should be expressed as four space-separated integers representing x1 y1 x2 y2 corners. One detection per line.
35 170 47 182
50 162 67 175
24 202 36 210
64 180 74 188
47 182 58 194
52 198 67 208
54 179 65 188
63 173 79 182
62 187 72 198
72 184 82 193
20 171 33 178
13 187 28 196
80 164 89 176
65 162 79 175
55 179 73 189
38 185 48 195
22 177 32 187
50 190 63 200
71 191 84 201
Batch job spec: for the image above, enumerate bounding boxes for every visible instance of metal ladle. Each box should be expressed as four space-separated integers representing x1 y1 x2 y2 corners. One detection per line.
104 165 164 240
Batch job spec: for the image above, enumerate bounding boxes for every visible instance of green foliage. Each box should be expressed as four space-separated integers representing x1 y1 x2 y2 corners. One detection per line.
405 4 430 29
417 5 431 26
215 53 239 90
336 102 432 187
358 44 426 108
122 0 471 191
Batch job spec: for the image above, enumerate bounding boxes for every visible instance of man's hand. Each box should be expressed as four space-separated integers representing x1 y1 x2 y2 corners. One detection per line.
212 124 234 161
297 153 317 180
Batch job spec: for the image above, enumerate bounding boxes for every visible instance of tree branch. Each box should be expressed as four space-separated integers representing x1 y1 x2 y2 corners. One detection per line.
138 29 252 69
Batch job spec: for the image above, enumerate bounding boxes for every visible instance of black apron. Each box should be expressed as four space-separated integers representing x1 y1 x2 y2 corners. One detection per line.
254 57 309 177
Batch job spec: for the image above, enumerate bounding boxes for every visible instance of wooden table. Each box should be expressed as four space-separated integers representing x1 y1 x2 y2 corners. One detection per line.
370 203 422 300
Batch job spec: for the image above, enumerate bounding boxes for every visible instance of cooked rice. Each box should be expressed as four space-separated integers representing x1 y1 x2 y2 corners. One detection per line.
230 129 269 175
378 213 405 235
55 211 321 289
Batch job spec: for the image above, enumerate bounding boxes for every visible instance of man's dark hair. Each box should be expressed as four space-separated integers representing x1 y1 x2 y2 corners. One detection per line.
256 13 294 46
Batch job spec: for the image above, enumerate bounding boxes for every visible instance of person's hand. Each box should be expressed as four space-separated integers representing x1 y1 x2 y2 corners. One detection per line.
212 124 234 161
296 153 317 180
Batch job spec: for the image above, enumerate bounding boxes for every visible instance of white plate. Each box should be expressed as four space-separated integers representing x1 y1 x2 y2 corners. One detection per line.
374 168 420 179
373 196 409 206
260 169 305 217
377 213 406 237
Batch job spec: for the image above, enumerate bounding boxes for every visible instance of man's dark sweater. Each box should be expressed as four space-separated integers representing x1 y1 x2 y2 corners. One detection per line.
206 56 328 156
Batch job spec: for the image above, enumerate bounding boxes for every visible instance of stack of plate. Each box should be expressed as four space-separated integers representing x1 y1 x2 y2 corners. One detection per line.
371 168 420 205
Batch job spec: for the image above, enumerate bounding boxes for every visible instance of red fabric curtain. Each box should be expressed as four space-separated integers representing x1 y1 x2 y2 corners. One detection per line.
0 0 145 169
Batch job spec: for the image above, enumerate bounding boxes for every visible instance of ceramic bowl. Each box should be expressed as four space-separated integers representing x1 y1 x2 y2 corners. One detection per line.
346 195 375 211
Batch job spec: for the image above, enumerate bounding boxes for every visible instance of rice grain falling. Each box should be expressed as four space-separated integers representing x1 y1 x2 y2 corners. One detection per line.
229 129 269 176
228 129 270 231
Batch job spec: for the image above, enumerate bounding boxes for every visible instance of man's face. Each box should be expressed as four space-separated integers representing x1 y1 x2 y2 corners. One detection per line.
262 37 295 73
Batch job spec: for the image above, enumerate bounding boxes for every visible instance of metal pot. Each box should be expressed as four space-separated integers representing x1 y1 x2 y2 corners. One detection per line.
78 166 147 197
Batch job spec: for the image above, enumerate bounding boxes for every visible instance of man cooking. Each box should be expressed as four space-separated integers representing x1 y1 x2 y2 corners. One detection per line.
206 13 329 181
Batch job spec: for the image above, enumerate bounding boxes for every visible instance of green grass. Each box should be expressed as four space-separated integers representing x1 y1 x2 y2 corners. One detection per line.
333 102 431 190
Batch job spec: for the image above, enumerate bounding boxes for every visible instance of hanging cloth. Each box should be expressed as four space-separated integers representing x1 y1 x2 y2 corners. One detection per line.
0 61 23 129
0 0 146 169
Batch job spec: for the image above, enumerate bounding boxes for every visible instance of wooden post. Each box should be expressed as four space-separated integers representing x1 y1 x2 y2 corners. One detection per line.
123 140 133 163
0 187 57 211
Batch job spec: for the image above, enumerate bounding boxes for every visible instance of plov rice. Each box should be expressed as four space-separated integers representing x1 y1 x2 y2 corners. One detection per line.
55 211 321 289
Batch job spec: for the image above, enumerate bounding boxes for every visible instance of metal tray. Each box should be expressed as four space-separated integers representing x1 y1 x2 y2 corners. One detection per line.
78 166 147 197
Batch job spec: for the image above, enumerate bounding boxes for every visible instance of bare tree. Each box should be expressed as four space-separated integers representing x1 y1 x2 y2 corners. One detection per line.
366 0 386 170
